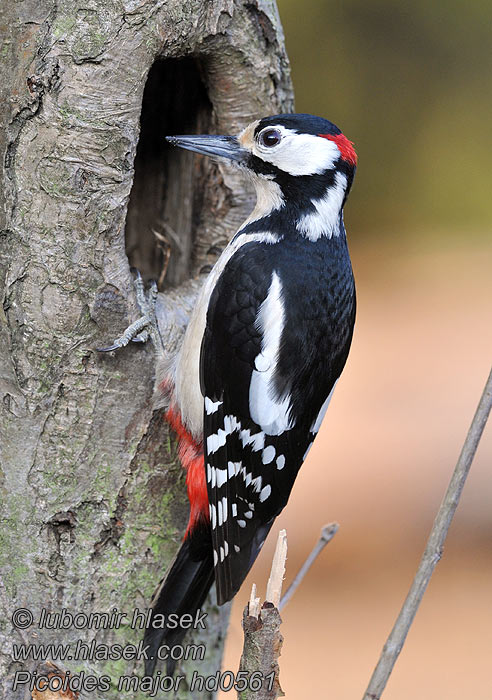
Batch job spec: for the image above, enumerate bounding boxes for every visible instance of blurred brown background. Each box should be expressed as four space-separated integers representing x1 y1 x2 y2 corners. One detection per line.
221 1 492 698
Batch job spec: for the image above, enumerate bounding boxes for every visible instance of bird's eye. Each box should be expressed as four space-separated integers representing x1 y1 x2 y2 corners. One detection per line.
258 128 282 148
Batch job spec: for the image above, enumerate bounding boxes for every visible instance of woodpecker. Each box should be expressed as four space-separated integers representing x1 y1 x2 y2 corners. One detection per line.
101 113 356 675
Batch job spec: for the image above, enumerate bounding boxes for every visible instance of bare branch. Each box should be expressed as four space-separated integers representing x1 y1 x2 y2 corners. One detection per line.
279 522 339 611
363 365 492 700
238 531 288 699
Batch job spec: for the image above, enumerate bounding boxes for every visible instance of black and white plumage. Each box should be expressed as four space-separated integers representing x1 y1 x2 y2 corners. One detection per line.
145 114 357 674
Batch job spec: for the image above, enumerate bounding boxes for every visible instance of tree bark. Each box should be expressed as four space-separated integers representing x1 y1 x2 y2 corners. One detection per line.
0 1 293 698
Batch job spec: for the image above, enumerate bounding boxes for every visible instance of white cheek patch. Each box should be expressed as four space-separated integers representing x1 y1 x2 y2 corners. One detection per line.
249 272 294 436
254 127 340 176
297 173 347 241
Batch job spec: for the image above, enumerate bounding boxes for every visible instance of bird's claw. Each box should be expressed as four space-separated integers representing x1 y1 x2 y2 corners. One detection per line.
96 342 124 353
97 272 163 356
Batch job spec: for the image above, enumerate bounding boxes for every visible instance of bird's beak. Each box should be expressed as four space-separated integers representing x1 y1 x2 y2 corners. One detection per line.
165 134 248 164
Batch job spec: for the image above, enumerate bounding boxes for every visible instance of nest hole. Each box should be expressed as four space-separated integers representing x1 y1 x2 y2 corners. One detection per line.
125 58 212 288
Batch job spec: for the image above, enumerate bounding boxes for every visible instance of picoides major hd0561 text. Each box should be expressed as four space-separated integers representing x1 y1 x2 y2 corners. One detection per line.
101 113 357 674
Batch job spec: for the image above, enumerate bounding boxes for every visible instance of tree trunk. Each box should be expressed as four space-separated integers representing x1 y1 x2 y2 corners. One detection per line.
0 1 293 697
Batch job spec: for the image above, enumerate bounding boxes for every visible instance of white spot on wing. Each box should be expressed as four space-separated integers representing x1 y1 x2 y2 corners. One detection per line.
276 454 285 470
222 496 228 523
220 546 224 562
240 428 265 452
237 519 246 528
210 504 217 529
259 484 271 502
216 468 228 488
234 544 240 553
205 397 222 415
224 414 241 434
249 272 294 436
232 503 237 517
297 173 347 241
207 429 226 455
262 445 276 464
228 461 240 478
251 475 263 493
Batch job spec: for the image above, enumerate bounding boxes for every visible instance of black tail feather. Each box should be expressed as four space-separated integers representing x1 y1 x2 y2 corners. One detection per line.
144 537 214 676
215 517 275 605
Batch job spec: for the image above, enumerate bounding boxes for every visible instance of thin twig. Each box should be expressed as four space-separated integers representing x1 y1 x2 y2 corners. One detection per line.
363 366 492 700
279 522 339 611
249 582 261 618
265 529 288 607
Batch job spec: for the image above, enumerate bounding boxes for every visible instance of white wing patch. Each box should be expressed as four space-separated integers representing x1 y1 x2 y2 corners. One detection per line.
297 172 347 241
249 272 294 436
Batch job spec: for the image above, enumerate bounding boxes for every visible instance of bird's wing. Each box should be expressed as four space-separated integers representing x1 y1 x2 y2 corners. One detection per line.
200 242 326 604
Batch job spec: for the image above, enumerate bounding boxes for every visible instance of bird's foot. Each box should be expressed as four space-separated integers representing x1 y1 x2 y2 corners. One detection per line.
97 270 164 357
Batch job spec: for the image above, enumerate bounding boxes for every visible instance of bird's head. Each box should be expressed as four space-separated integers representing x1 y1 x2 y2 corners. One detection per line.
167 113 357 237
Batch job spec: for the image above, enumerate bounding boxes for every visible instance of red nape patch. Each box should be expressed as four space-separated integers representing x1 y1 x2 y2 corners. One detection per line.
165 405 209 537
319 133 357 166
